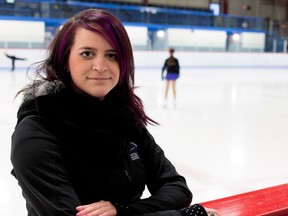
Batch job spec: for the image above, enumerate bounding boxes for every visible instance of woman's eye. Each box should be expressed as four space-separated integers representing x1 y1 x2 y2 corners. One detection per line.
107 53 118 61
80 51 94 58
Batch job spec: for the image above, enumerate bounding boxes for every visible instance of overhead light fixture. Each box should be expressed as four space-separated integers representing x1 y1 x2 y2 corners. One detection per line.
232 33 240 41
157 30 165 38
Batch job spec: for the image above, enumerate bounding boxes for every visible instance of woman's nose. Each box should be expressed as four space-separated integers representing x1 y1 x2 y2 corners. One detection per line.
92 59 108 72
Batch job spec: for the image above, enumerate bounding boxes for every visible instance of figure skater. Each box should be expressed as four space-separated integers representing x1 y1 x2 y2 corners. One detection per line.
161 48 180 107
4 51 26 71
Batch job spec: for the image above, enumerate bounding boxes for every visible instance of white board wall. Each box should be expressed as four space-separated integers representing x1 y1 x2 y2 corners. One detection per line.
0 20 45 43
1 49 288 71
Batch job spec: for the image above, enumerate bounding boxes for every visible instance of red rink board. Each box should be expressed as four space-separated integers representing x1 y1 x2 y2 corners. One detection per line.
201 183 288 216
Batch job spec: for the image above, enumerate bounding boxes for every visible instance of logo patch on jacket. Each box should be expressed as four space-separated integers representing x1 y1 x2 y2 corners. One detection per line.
129 142 140 161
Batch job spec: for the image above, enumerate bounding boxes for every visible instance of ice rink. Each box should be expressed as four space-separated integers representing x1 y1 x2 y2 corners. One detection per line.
1 55 288 215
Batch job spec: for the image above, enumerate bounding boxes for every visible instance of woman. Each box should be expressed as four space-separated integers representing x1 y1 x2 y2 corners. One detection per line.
161 48 180 107
4 51 27 71
11 9 213 216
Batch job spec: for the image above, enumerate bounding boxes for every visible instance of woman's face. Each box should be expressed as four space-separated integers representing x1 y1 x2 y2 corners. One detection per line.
68 27 120 99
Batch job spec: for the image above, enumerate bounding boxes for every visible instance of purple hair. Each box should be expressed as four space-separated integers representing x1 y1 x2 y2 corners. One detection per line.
29 9 157 126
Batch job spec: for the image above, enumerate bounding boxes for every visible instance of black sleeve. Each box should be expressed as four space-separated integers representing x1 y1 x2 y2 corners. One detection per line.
162 59 167 73
11 116 81 216
5 53 12 58
176 59 180 71
124 129 193 215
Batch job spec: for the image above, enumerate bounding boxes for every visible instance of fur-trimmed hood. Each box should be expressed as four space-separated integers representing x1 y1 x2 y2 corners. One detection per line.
22 80 66 103
16 79 139 134
16 80 69 124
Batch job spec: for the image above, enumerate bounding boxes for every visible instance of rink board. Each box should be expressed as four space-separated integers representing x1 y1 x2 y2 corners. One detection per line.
201 183 288 216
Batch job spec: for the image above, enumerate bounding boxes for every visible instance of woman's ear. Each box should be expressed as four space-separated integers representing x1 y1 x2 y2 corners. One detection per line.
64 65 70 73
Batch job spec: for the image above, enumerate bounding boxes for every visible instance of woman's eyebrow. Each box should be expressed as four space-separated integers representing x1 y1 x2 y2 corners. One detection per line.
105 49 116 52
78 47 96 51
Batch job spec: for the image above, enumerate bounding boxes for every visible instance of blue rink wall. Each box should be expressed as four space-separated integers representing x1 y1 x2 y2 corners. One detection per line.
1 49 288 71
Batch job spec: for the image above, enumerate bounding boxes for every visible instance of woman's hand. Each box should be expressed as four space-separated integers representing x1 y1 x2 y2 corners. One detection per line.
76 200 117 216
205 207 221 216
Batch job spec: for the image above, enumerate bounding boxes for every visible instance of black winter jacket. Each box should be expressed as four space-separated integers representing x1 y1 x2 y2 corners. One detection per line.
11 80 192 216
